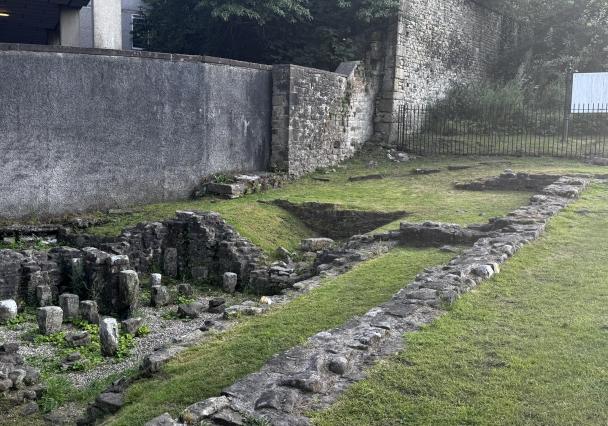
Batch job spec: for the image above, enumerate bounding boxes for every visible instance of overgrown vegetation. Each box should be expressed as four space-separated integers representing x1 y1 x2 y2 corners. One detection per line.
30 320 136 373
313 184 608 425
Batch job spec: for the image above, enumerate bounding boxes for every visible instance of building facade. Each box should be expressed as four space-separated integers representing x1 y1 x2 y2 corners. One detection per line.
79 0 144 50
0 0 143 50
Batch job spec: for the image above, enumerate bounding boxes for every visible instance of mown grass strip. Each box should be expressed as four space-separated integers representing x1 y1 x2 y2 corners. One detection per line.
107 247 452 425
313 184 608 426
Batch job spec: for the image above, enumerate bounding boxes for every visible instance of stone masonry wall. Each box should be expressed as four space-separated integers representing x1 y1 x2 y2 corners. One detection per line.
375 0 517 143
271 61 380 176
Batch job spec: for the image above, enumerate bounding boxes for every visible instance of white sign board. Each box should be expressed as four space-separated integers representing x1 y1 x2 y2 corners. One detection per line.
571 72 608 112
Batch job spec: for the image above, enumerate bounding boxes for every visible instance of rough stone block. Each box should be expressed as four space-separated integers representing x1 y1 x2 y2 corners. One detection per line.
64 331 91 347
36 285 52 307
222 272 238 293
80 300 100 324
177 302 206 319
0 299 18 324
150 273 162 287
100 318 119 357
144 413 179 426
121 317 143 335
37 306 63 335
163 248 178 277
151 285 170 307
177 283 193 297
181 396 230 423
118 270 140 317
58 293 80 321
300 238 334 252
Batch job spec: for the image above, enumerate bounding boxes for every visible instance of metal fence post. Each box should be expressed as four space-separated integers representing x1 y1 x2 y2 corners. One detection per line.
562 66 574 143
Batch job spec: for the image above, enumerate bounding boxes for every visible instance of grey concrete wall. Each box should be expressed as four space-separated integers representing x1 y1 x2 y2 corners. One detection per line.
0 45 271 219
375 0 517 143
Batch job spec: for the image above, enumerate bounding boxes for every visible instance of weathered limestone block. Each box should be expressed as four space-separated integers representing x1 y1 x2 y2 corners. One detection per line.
176 283 193 297
177 302 206 319
107 255 131 313
208 298 226 314
82 247 111 299
58 293 80 320
328 356 349 375
37 306 63 335
118 270 140 318
36 285 52 307
181 396 230 424
9 368 26 389
0 250 26 300
64 331 91 347
22 267 43 306
69 257 85 291
100 318 119 357
121 317 143 335
301 238 335 252
150 273 162 287
80 300 100 324
142 346 185 374
163 248 178 278
151 285 170 307
0 299 17 324
222 272 238 293
144 413 180 426
95 392 124 414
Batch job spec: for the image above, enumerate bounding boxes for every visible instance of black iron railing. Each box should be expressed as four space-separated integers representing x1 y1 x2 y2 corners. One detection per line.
397 104 608 158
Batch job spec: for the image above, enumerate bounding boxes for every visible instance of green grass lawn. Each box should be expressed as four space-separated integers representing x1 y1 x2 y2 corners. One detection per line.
44 153 608 255
313 183 608 425
105 247 452 425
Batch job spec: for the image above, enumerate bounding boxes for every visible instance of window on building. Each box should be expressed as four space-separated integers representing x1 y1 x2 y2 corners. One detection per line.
131 14 147 50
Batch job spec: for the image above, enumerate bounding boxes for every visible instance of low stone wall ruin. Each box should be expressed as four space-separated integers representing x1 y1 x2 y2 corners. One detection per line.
454 171 561 192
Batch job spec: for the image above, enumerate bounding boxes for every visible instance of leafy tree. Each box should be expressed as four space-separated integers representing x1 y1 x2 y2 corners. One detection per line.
482 0 608 105
136 0 399 70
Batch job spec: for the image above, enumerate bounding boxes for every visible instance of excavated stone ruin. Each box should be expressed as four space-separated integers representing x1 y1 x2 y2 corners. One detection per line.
270 200 409 240
144 174 593 426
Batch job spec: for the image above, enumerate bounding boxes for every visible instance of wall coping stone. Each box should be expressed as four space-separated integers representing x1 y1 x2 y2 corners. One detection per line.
0 43 273 71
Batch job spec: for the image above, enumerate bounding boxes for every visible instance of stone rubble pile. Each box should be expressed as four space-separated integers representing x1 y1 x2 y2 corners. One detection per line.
192 173 288 199
0 342 43 416
145 175 590 426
